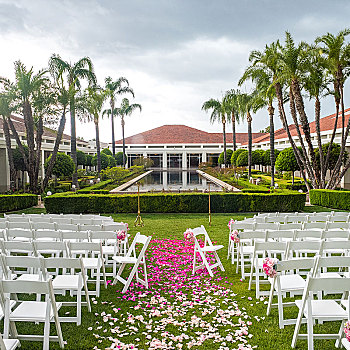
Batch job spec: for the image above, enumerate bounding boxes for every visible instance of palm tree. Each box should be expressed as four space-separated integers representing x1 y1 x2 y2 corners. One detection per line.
49 54 96 188
202 98 228 165
78 87 106 174
224 90 240 152
115 98 142 167
104 77 134 156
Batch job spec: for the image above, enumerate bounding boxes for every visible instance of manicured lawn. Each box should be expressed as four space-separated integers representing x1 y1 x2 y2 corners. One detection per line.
1 207 345 349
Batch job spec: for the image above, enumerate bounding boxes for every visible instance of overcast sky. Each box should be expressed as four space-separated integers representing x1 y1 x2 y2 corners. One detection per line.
1 0 350 143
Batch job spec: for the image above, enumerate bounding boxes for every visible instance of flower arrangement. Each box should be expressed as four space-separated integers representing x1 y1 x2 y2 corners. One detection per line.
184 229 194 242
228 219 235 229
116 230 127 241
262 257 278 278
120 222 130 231
230 230 240 243
344 321 350 342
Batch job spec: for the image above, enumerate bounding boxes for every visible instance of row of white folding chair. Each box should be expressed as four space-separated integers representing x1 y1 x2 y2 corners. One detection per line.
256 211 349 218
4 213 113 221
0 254 90 326
0 240 107 297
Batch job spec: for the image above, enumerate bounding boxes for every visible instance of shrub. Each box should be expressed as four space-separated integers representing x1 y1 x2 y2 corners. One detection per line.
77 169 86 178
102 167 130 182
309 189 350 210
263 149 280 167
218 150 233 165
115 152 125 166
45 192 305 214
44 152 75 178
92 153 109 170
86 154 93 167
107 155 116 168
283 171 292 180
101 148 113 156
253 149 265 165
236 150 260 167
231 149 245 166
76 179 112 193
314 142 348 170
76 150 86 166
0 194 38 212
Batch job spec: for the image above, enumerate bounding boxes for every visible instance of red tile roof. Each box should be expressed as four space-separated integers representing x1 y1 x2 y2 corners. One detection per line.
243 108 350 145
115 125 266 145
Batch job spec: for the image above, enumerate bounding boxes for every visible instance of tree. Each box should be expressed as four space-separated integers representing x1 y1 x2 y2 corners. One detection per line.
224 90 241 151
218 149 233 166
231 149 245 166
92 152 109 170
107 155 116 167
115 98 142 167
132 156 154 168
102 166 129 182
49 54 96 188
101 148 112 156
104 77 134 156
315 143 348 172
44 152 74 178
263 149 280 167
275 147 300 183
202 98 228 164
115 152 124 166
85 154 93 167
253 149 265 167
76 150 86 166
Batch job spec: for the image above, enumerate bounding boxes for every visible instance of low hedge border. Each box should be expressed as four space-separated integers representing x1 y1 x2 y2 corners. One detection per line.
45 192 306 214
309 189 350 210
0 194 38 212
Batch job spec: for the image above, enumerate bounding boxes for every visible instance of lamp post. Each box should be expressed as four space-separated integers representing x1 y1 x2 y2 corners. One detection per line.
208 181 212 226
134 182 144 227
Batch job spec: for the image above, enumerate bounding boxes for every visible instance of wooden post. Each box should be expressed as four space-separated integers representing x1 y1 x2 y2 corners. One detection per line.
134 182 144 227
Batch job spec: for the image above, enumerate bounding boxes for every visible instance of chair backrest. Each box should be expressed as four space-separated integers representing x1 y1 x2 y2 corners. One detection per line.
279 223 303 230
266 230 295 241
68 241 103 256
90 231 116 241
0 230 7 240
31 222 56 231
0 240 35 255
253 241 287 254
80 224 103 232
33 241 69 257
322 229 350 241
231 222 256 231
91 219 104 225
6 222 31 230
33 230 61 241
265 217 287 224
6 216 29 223
314 255 350 273
102 223 128 232
329 214 350 222
238 230 267 242
294 229 323 241
285 215 309 223
125 232 152 259
43 256 84 272
0 254 44 279
71 218 93 225
0 222 7 230
303 222 327 230
304 275 350 293
327 222 349 230
308 215 330 223
53 217 72 224
322 240 350 252
276 256 316 273
29 216 52 223
0 278 52 295
61 230 89 241
5 228 33 240
255 223 279 231
55 223 79 232
285 240 324 258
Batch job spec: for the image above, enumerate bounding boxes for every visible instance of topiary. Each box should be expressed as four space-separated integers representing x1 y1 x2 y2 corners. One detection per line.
236 150 249 167
92 153 109 170
108 155 116 167
101 148 113 156
231 149 245 166
252 149 265 165
218 149 233 165
263 149 280 167
44 152 75 178
85 154 93 167
115 152 125 166
275 147 300 183
76 150 86 166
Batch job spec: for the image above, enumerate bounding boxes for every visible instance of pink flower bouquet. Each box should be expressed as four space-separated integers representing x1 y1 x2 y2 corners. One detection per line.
230 230 240 243
228 219 235 229
116 230 127 241
262 257 278 278
345 321 350 342
184 229 194 242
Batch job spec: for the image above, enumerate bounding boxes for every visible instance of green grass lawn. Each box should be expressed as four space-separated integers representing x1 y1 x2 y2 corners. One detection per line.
1 207 346 349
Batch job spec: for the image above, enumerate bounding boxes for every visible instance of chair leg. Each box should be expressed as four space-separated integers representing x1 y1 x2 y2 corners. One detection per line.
77 288 81 326
143 262 148 288
266 279 275 316
43 318 50 350
248 258 254 290
96 269 100 297
255 261 260 299
122 265 138 293
192 250 197 275
307 313 314 350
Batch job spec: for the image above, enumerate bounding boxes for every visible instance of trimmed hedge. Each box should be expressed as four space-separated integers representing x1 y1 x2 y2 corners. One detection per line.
45 192 306 214
0 194 38 212
309 189 350 210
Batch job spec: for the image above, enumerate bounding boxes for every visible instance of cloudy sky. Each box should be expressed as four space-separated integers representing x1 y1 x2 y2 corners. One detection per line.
1 0 350 143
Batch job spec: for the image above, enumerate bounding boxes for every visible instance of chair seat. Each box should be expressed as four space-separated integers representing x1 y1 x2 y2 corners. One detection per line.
52 275 81 290
82 258 100 269
112 256 138 264
10 301 62 322
295 299 347 319
102 246 117 255
270 274 306 291
3 338 20 350
16 274 41 282
342 338 350 350
201 245 224 252
0 300 16 320
319 272 342 278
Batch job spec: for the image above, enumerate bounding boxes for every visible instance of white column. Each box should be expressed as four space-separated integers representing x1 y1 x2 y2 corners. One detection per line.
143 152 147 158
182 152 187 169
162 152 167 169
202 152 207 163
41 149 45 180
162 171 167 188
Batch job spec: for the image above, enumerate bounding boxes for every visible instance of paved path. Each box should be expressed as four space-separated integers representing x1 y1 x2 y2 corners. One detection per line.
197 170 241 192
109 170 153 193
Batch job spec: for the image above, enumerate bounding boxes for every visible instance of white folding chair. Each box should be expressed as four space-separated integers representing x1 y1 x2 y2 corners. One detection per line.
192 225 224 277
68 242 107 297
279 223 303 230
55 223 79 232
53 217 72 225
266 229 295 242
6 222 31 231
43 257 91 325
33 230 61 242
286 215 309 223
322 229 350 241
0 279 64 350
291 276 350 350
112 232 152 293
255 223 279 231
267 257 317 329
31 222 56 232
61 231 89 243
80 224 103 232
285 240 324 262
294 230 323 241
329 214 350 223
5 229 33 242
303 222 328 231
0 332 20 350
0 241 35 256
327 222 350 230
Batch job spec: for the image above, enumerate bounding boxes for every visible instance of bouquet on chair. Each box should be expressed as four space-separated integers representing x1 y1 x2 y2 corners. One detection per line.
344 321 350 342
230 230 240 243
227 219 235 229
262 257 278 278
115 230 127 241
184 229 194 242
120 222 130 231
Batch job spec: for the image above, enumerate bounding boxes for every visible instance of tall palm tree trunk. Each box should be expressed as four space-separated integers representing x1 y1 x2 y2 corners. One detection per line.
42 109 66 190
121 117 126 167
222 118 227 166
2 117 16 191
247 112 252 179
314 97 324 187
232 111 236 152
70 99 79 188
268 104 275 187
95 120 101 174
34 116 44 193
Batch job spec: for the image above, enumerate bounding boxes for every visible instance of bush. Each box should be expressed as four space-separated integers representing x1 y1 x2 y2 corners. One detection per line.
275 147 299 173
76 179 112 193
101 148 113 156
0 194 38 212
92 153 109 170
231 149 245 166
253 149 265 165
283 171 292 180
102 167 130 182
314 142 348 170
115 152 125 166
86 154 93 167
309 189 350 210
107 155 116 168
44 152 75 178
76 150 86 166
218 149 233 165
263 149 280 167
45 192 305 214
236 150 261 167
77 169 86 178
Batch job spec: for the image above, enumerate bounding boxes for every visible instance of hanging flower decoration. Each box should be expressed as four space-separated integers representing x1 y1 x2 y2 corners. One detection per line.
120 222 130 231
183 229 194 242
115 230 127 241
230 230 240 243
262 257 278 278
345 321 350 342
228 219 235 229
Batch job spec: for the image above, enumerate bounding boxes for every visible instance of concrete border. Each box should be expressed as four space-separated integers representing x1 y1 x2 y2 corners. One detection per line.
109 170 153 193
196 170 241 192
